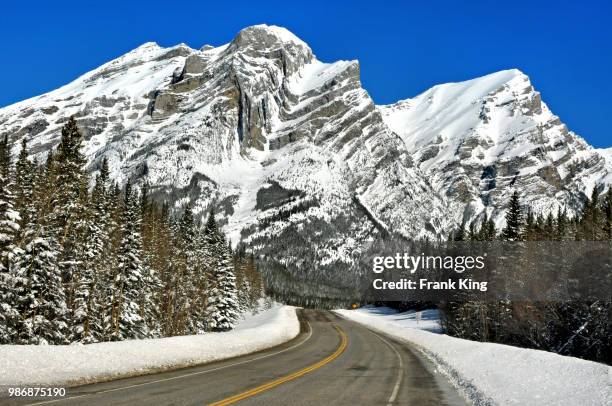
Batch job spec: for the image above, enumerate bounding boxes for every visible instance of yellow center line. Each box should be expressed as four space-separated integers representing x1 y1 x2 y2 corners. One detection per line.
208 325 349 406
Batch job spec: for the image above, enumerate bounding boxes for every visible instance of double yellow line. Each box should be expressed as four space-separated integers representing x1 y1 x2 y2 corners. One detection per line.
209 325 348 406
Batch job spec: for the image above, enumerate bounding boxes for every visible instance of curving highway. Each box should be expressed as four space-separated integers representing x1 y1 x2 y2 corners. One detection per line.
11 309 466 406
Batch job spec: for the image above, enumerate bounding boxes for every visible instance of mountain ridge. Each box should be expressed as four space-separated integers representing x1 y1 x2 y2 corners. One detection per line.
0 24 609 272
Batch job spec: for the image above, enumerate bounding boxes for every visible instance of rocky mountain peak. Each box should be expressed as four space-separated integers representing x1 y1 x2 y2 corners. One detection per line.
232 24 311 51
227 25 314 76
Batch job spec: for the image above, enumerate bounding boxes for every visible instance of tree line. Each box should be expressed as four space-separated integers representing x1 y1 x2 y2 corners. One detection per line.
441 189 611 364
0 117 264 345
452 189 612 243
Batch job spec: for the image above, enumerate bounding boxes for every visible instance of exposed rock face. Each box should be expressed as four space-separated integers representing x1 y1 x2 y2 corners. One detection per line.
0 25 610 274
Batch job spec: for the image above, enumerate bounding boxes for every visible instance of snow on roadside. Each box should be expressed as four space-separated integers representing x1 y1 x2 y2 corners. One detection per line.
0 304 299 388
342 305 444 333
336 306 611 406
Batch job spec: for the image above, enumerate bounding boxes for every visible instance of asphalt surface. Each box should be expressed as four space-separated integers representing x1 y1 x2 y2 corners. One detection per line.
5 309 466 406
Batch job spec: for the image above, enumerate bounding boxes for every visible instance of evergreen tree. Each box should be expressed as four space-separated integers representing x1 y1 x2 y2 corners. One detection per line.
71 170 111 343
578 187 605 240
0 271 18 343
467 221 477 241
50 117 88 323
100 180 124 340
502 191 523 241
233 249 250 313
139 262 161 338
524 208 536 241
13 149 70 345
485 216 496 241
37 151 57 220
477 214 496 241
111 182 147 340
453 222 465 241
145 201 175 336
0 134 20 271
544 213 555 240
138 183 162 337
0 135 20 343
13 138 34 239
90 159 113 340
245 253 263 309
204 211 239 332
177 204 198 333
557 207 568 240
14 224 69 344
192 216 213 333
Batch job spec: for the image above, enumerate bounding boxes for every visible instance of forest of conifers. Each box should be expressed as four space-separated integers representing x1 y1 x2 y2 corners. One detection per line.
0 117 263 345
437 190 610 364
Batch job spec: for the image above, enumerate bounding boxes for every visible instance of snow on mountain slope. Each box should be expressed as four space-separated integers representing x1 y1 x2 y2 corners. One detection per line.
0 41 192 161
0 25 609 276
598 147 612 167
380 69 612 227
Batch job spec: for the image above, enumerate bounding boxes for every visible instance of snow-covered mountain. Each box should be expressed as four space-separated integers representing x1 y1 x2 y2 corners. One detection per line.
379 69 612 229
0 25 609 272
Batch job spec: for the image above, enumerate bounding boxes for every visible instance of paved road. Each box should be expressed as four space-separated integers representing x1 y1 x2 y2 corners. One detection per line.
7 309 466 406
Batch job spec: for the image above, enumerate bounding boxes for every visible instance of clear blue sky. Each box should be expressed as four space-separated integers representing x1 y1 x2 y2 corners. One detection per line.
2 1 611 147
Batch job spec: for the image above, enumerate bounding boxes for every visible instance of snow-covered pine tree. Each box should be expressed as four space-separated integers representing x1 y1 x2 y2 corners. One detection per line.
502 190 523 241
111 182 148 340
140 263 161 338
0 260 19 343
0 273 19 343
13 153 69 345
190 218 211 333
71 169 111 343
70 194 94 343
0 135 21 343
50 117 88 327
0 134 20 271
100 181 123 340
89 159 113 341
176 204 198 333
204 211 239 332
13 138 35 241
14 224 69 345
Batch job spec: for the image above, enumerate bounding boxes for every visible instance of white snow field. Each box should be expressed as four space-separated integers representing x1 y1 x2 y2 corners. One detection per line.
336 306 611 406
0 304 298 388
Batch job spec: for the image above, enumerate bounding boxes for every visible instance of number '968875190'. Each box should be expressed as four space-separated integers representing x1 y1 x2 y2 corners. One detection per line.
8 387 66 397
